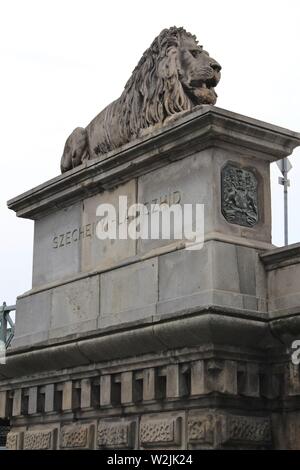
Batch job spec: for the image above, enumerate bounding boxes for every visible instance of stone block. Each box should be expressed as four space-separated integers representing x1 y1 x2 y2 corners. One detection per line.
6 431 23 450
60 424 94 450
187 412 214 446
49 275 100 339
140 413 184 449
62 381 79 411
12 291 52 348
217 414 271 447
32 202 81 287
100 258 158 328
28 387 38 415
97 419 136 449
0 391 8 418
81 180 136 272
190 360 207 396
23 428 58 450
12 389 22 417
120 371 133 404
100 375 112 407
142 368 156 401
80 378 92 409
267 263 300 315
158 245 211 302
158 240 264 315
137 151 212 255
44 384 55 413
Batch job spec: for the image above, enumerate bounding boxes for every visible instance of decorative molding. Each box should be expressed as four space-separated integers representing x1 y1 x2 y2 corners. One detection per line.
0 356 293 420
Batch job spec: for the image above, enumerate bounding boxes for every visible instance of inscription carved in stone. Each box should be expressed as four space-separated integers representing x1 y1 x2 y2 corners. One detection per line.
140 417 181 446
97 421 135 449
221 164 259 227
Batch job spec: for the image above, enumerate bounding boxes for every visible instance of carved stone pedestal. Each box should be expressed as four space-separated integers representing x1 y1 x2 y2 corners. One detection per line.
1 106 300 449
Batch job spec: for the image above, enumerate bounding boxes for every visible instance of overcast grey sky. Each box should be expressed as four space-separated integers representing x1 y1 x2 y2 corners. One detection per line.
1 0 300 305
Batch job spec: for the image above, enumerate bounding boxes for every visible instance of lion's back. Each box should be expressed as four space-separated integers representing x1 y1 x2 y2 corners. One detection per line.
86 99 123 159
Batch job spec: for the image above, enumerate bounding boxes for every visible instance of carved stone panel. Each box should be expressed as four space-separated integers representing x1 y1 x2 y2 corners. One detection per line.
188 413 214 445
221 163 259 227
97 420 136 449
140 416 181 447
23 429 57 450
220 415 271 446
60 424 94 450
6 431 23 450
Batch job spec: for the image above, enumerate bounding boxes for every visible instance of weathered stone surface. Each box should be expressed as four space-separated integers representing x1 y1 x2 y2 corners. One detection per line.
0 391 8 419
6 431 23 450
13 290 52 348
49 275 100 339
80 379 92 409
44 384 55 413
190 361 207 396
142 368 156 401
97 420 136 449
23 428 57 450
241 363 260 398
28 387 38 415
12 389 22 417
186 412 271 448
62 381 80 411
188 413 214 445
140 414 182 448
32 202 81 287
157 240 265 316
60 424 94 450
219 415 271 446
81 180 136 272
265 257 300 315
158 246 212 306
120 371 133 404
137 151 211 254
100 375 113 407
100 258 158 328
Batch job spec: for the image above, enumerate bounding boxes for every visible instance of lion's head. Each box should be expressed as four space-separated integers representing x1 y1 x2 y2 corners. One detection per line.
119 26 221 140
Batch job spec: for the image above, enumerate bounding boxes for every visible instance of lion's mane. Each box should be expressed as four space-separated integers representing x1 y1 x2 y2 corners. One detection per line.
118 27 195 142
61 26 220 172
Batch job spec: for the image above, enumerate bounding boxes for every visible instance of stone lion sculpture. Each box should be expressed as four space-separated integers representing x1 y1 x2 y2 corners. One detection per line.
61 26 221 173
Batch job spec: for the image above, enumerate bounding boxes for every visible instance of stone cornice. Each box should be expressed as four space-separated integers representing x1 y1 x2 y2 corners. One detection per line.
8 106 300 220
260 242 300 270
0 307 271 379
